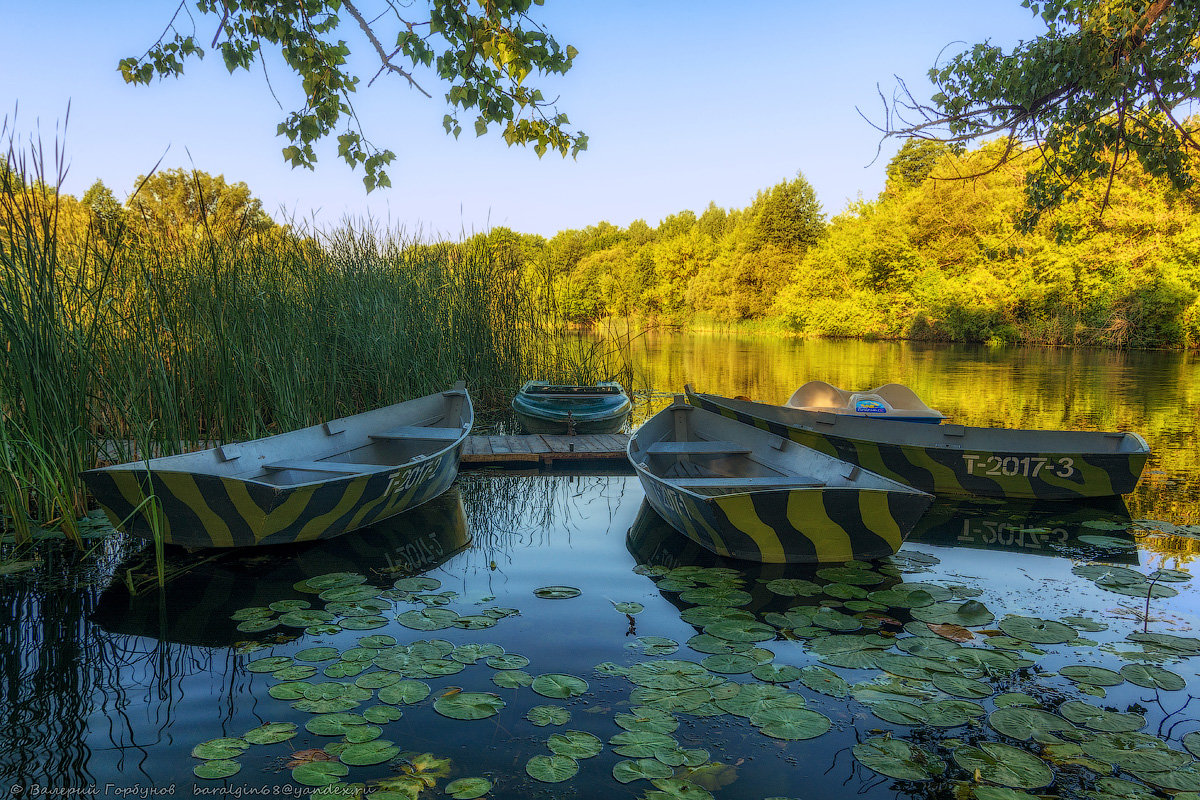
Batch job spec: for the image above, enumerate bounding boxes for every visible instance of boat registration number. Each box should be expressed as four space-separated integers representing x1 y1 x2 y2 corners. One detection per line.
961 454 1075 479
387 459 439 496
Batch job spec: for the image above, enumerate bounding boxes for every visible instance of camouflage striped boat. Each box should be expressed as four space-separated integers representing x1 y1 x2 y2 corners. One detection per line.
627 398 934 563
81 383 473 548
685 386 1150 501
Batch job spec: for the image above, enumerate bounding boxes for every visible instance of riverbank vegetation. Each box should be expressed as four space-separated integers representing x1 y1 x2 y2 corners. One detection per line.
0 146 633 545
539 139 1200 350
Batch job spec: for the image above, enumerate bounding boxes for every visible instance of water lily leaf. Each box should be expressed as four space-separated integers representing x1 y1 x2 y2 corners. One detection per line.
305 713 367 736
871 700 929 726
526 754 578 783
1121 664 1185 691
613 758 673 783
932 674 994 699
236 618 278 632
377 679 430 705
853 738 946 781
700 654 757 674
751 664 803 684
339 615 388 630
1127 632 1200 654
533 585 580 599
615 707 678 735
243 722 297 745
492 670 533 689
632 636 680 656
817 566 885 585
339 740 399 766
687 633 751 655
396 609 459 631
823 582 869 600
953 742 1054 788
912 600 994 628
811 608 862 632
795 665 849 698
1082 731 1193 773
868 587 936 608
648 777 714 800
526 705 571 727
1060 665 1124 687
431 691 505 721
609 731 679 758
548 730 603 759
193 759 241 779
291 760 350 787
993 693 1039 708
1184 731 1200 758
1147 568 1191 582
294 647 340 663
614 601 644 614
1058 701 1143 733
247 656 293 673
531 673 589 699
998 616 1078 644
357 634 397 649
363 703 404 723
445 778 492 799
988 707 1077 741
1063 616 1108 632
704 619 777 643
765 578 822 597
269 681 313 701
678 586 753 607
927 623 974 642
820 649 882 670
324 661 367 678
749 706 831 740
1140 762 1200 791
924 699 986 728
279 609 336 627
391 576 440 592
973 789 1038 800
480 654 527 671
191 738 249 760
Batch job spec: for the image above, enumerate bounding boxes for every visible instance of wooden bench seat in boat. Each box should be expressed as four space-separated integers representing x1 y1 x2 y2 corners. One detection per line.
264 460 384 474
646 441 752 456
664 476 825 489
369 425 463 442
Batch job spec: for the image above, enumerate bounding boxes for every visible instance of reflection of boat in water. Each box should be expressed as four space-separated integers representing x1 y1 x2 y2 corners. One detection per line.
625 502 900 616
906 497 1138 563
91 489 470 647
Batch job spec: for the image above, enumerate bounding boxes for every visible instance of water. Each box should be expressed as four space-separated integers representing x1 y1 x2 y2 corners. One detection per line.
2 336 1198 797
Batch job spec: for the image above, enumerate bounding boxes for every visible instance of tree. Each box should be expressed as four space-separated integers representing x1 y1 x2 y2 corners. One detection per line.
746 172 825 252
122 1 586 191
885 140 952 192
880 0 1200 220
125 168 275 242
81 180 125 245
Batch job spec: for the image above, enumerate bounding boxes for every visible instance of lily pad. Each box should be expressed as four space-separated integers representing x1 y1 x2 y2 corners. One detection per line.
526 754 579 783
700 654 757 674
295 647 341 663
531 673 589 699
378 680 431 705
362 705 403 724
243 722 297 745
765 578 822 597
191 738 250 760
613 758 674 783
486 653 530 670
445 778 492 799
953 742 1054 789
533 585 580 599
526 705 571 727
392 576 440 592
797 665 849 698
932 673 994 699
491 670 533 689
433 691 505 720
1060 701 1145 733
998 616 1078 644
305 713 367 736
291 760 350 787
751 664 803 684
1120 663 1185 691
1060 665 1124 687
615 707 679 734
925 699 986 728
912 600 994 628
749 706 831 740
548 731 603 759
633 636 680 656
339 740 400 766
247 656 293 673
193 759 241 779
988 707 1077 741
678 586 753 606
871 700 929 726
853 738 946 781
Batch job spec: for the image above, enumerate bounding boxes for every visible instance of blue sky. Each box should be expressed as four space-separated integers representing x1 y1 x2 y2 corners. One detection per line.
0 2 1045 237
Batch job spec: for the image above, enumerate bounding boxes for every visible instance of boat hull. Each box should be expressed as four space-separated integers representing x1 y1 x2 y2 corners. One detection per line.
636 468 931 564
83 443 463 549
686 390 1148 500
511 381 631 434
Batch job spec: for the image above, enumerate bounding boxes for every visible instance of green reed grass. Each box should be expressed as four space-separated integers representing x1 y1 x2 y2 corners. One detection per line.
0 135 635 549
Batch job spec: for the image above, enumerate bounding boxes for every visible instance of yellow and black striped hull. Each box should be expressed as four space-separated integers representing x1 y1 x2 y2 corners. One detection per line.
635 470 932 564
81 444 463 549
686 391 1148 501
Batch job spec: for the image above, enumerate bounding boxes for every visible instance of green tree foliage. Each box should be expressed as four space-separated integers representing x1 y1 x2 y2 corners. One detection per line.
125 168 276 243
122 0 586 191
883 0 1200 220
81 180 125 245
746 171 825 252
885 140 953 192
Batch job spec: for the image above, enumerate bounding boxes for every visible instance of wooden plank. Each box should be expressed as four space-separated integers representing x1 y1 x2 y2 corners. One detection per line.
505 435 532 454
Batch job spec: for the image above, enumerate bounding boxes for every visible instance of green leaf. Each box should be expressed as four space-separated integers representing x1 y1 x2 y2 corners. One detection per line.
433 691 506 720
853 738 946 781
445 778 493 799
531 673 589 699
526 754 579 783
193 759 241 779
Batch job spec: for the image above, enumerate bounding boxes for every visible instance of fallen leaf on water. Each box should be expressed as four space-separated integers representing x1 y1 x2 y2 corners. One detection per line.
286 748 334 768
927 623 974 642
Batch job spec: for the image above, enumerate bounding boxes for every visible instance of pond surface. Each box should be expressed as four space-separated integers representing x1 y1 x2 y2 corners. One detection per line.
2 336 1199 799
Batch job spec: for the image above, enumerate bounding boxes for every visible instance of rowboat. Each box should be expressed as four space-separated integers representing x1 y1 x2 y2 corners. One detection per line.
81 383 473 548
684 386 1149 501
787 380 944 423
512 380 632 434
627 397 934 563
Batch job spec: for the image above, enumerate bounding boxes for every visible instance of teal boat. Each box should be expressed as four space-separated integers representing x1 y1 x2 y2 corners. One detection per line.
512 381 632 434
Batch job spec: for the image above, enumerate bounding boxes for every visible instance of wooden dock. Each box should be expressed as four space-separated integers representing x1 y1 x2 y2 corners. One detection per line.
462 434 629 467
